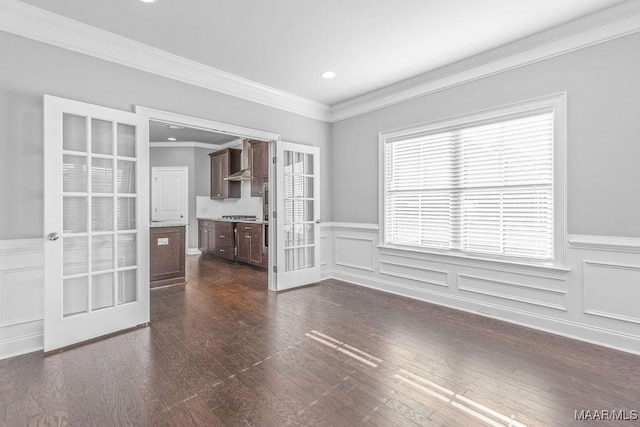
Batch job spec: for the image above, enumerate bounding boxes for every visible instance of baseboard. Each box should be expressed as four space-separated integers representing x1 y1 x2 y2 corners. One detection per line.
0 332 43 361
330 269 640 356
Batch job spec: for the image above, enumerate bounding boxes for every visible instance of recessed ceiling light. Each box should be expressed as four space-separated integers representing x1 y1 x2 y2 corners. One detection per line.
321 71 337 79
140 0 156 3
167 137 177 141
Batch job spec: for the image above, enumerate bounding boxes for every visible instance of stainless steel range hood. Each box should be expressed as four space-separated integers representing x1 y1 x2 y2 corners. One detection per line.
224 140 251 181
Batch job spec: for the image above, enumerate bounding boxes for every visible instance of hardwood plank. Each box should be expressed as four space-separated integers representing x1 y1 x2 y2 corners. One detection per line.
2 255 640 427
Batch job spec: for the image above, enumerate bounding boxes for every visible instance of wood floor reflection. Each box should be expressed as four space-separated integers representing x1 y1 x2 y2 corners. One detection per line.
1 255 639 426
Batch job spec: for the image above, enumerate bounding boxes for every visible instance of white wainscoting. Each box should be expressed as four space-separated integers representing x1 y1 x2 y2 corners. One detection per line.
3 229 640 359
322 224 640 354
0 238 44 360
583 261 640 325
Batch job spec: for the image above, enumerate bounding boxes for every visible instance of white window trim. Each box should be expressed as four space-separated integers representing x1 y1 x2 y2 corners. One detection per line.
378 92 567 269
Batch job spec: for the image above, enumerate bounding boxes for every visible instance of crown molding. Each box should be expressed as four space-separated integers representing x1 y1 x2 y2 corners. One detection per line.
2 1 639 124
329 0 640 122
0 0 331 122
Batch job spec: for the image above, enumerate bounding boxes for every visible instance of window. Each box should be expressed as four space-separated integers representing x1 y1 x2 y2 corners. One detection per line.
381 94 566 266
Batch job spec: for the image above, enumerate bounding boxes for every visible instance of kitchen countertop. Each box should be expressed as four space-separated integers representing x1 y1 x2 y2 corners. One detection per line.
197 217 267 225
150 221 188 228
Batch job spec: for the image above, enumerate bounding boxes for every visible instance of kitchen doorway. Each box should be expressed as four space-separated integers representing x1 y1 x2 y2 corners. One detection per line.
137 106 279 291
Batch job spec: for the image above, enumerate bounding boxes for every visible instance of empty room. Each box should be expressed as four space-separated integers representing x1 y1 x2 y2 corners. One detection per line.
1 0 640 425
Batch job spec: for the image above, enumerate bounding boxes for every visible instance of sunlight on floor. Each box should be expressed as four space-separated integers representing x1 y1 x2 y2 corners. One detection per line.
305 330 383 367
305 330 527 427
394 369 526 427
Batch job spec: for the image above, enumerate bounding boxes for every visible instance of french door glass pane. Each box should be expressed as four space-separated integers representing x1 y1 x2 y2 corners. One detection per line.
92 235 114 271
117 160 136 194
284 247 315 272
284 200 313 223
118 270 137 305
63 236 87 276
117 198 136 230
282 148 316 273
63 276 88 317
91 118 113 155
92 273 114 310
92 197 113 231
117 123 136 157
63 155 87 193
63 114 86 152
117 234 137 267
284 224 315 248
63 196 87 233
91 158 114 193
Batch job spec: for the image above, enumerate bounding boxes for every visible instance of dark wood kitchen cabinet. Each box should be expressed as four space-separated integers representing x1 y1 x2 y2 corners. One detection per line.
248 140 268 197
150 226 185 288
198 220 234 261
236 223 263 267
198 220 216 253
210 148 241 199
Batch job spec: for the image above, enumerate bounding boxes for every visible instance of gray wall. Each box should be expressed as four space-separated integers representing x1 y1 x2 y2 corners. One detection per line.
331 33 640 238
0 31 331 240
194 147 213 198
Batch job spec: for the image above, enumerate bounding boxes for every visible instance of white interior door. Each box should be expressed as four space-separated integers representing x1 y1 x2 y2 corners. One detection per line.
275 141 320 290
43 95 149 352
151 167 187 222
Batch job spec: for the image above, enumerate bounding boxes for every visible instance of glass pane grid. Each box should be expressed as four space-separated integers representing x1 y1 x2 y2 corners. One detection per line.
62 115 138 318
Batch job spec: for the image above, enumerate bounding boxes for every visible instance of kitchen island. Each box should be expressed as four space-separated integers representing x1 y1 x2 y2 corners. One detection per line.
150 222 186 288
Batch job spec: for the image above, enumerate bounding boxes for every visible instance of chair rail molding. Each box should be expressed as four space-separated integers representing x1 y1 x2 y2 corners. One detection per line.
569 234 640 253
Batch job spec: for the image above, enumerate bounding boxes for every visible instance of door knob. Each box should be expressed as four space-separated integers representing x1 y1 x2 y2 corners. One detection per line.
180 214 184 218
48 232 60 241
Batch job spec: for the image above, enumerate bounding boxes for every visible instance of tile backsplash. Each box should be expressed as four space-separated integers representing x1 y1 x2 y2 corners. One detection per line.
197 181 263 220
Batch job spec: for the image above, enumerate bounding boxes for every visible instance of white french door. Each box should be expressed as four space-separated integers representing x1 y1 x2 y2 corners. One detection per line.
275 141 321 290
43 95 149 352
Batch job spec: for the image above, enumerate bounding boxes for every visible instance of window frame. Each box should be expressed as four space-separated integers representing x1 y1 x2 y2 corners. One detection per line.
378 93 567 269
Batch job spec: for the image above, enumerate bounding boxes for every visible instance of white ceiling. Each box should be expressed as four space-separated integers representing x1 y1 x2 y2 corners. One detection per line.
149 120 238 144
19 0 627 105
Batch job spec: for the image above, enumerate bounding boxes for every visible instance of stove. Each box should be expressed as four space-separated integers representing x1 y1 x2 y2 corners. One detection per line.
221 215 257 221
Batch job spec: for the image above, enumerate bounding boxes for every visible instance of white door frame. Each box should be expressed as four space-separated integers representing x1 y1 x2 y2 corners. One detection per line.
135 106 281 291
151 166 189 250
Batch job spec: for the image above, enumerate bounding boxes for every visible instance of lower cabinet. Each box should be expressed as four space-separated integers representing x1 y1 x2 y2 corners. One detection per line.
236 223 263 267
199 220 264 267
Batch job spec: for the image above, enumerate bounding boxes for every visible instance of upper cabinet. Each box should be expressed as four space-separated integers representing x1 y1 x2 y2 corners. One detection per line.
248 140 269 197
210 148 241 199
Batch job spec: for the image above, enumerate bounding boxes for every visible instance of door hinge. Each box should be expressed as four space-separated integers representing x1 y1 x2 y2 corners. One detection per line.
272 211 277 219
272 156 277 164
273 266 277 273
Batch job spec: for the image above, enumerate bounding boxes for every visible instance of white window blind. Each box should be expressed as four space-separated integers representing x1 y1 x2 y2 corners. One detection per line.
384 110 554 262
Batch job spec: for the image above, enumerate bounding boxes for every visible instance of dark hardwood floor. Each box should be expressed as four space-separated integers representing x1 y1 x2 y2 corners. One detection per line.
1 255 639 426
